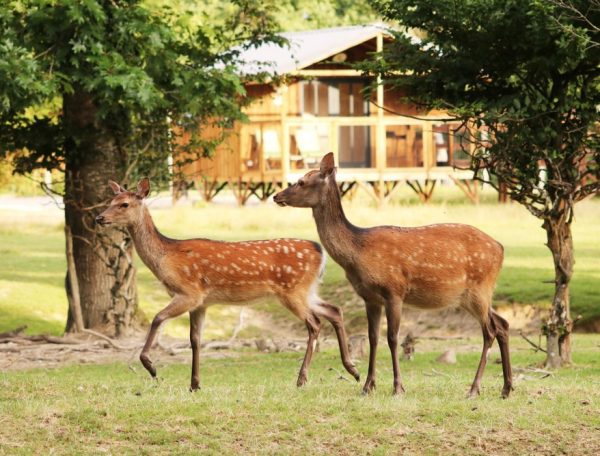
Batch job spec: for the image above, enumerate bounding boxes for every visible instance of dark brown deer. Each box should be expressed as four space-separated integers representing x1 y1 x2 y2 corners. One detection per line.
274 153 513 398
96 178 359 391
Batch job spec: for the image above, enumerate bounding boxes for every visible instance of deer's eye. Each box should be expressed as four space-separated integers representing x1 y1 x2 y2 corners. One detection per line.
120 203 129 208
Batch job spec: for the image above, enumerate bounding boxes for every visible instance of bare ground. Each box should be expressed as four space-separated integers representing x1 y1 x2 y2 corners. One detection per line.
0 303 545 372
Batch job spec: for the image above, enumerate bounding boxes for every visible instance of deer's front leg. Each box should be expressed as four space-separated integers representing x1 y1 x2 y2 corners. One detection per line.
189 307 206 392
385 299 405 395
362 301 382 395
140 295 194 379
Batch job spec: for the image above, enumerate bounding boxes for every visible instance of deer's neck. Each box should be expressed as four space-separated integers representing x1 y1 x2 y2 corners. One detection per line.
128 206 172 279
312 181 361 268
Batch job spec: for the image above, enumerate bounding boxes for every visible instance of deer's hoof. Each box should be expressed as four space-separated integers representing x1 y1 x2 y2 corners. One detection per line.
346 364 361 382
501 384 513 399
140 354 156 378
392 384 406 396
467 387 480 399
362 378 376 395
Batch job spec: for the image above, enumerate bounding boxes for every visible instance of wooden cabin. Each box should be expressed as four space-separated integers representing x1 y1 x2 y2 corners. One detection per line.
181 24 478 205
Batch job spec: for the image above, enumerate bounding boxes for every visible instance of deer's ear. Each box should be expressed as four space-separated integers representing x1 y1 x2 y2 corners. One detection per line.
136 177 150 199
109 181 125 195
319 152 335 177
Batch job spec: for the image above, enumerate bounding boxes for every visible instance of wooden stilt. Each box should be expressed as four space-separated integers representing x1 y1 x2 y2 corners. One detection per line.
248 181 282 202
449 176 480 204
338 181 357 200
229 178 254 206
406 179 437 203
199 177 227 202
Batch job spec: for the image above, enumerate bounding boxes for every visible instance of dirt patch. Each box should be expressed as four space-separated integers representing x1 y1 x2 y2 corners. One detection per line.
0 334 235 372
0 302 546 372
344 303 545 338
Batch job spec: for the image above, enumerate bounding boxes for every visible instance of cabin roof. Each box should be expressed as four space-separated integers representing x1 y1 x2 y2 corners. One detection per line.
236 23 393 76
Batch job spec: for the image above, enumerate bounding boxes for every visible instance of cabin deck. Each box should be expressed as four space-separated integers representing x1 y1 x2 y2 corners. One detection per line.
178 25 481 205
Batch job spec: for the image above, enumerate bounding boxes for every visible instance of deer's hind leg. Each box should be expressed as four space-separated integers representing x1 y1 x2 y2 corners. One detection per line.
463 291 511 398
140 295 196 379
279 295 322 387
491 310 513 398
311 300 360 381
298 311 322 387
468 314 495 398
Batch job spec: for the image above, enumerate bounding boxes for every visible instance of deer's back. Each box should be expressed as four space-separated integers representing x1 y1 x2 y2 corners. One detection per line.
350 223 503 308
162 238 324 303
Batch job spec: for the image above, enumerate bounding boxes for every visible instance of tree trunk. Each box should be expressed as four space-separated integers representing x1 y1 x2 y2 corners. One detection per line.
543 215 574 368
63 91 139 337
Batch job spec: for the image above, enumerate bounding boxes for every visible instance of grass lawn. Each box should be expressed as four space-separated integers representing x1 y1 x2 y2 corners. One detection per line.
1 189 599 454
1 188 599 338
1 336 599 454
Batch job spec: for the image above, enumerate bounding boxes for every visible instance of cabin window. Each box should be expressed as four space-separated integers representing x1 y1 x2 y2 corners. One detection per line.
338 126 375 168
386 125 424 168
452 126 471 168
433 124 450 166
299 80 370 117
432 123 471 168
289 125 330 169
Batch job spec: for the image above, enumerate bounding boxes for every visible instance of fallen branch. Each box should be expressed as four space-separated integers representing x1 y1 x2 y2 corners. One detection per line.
519 331 547 353
81 329 136 350
0 324 136 350
514 366 554 378
328 367 351 382
423 368 452 378
0 325 28 339
2 334 81 345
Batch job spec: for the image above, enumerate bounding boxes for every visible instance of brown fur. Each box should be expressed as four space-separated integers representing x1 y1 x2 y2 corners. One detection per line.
274 153 513 398
96 178 359 391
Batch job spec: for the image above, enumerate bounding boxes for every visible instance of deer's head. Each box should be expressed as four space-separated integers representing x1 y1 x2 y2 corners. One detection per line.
95 178 150 227
274 152 337 208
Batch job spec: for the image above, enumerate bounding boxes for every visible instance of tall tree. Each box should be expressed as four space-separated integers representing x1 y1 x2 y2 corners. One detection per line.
0 0 279 336
364 0 600 367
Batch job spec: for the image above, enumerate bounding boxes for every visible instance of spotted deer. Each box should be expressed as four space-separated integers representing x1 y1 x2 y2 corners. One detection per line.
274 153 513 398
96 178 360 391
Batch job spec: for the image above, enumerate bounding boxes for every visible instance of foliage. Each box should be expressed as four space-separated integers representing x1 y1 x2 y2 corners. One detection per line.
0 0 284 335
148 0 380 35
364 0 600 365
275 0 379 30
0 0 283 188
1 337 600 454
0 0 379 190
366 0 600 217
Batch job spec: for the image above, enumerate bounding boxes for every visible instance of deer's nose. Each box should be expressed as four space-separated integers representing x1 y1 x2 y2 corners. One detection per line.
273 193 286 206
95 215 105 225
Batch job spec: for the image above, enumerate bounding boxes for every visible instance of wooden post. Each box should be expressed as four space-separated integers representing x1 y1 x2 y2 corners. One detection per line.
422 121 433 170
375 32 386 203
281 87 290 187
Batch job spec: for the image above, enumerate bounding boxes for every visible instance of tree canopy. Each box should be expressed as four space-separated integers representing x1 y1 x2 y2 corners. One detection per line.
0 0 282 335
365 0 600 366
1 0 285 186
